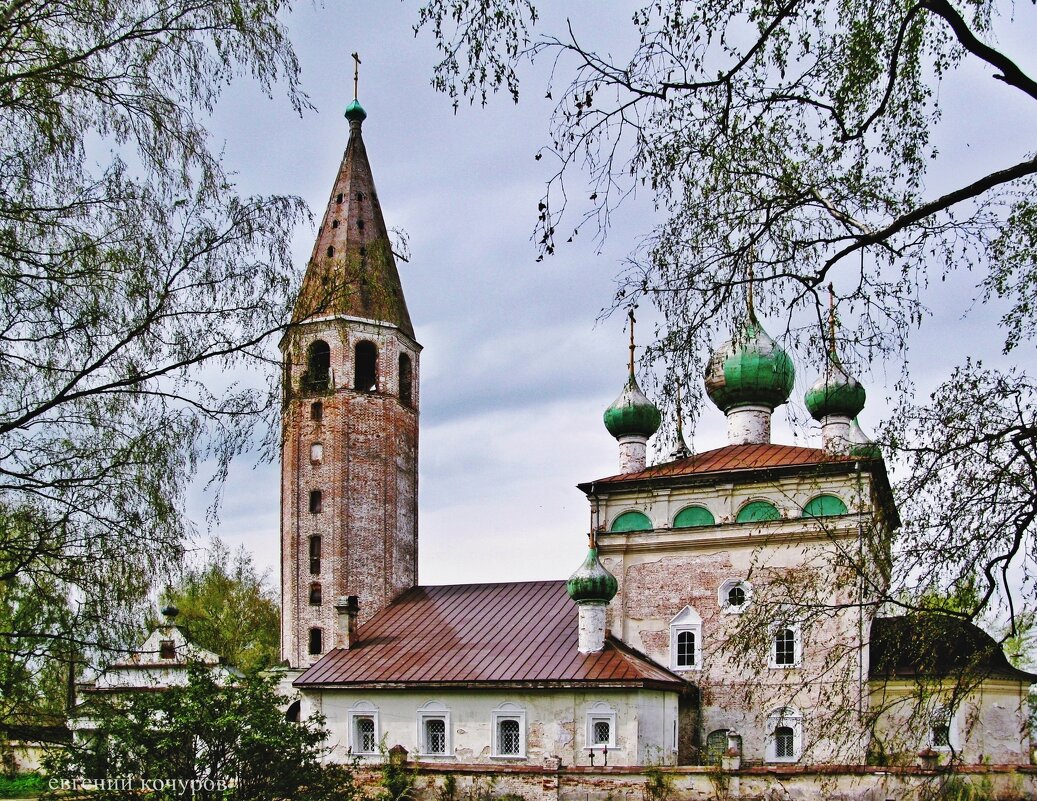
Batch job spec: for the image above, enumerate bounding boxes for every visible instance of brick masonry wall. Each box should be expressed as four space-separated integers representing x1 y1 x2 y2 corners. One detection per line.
281 318 420 667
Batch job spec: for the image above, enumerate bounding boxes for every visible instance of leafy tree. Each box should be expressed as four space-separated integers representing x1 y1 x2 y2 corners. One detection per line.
48 664 359 801
0 0 306 731
160 539 279 671
414 0 1037 629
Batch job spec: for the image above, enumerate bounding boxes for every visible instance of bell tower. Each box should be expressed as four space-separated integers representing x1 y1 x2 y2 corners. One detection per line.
280 96 420 668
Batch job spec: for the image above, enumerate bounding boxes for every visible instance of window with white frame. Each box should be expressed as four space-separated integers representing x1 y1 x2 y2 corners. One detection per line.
416 701 451 757
585 702 617 750
930 705 959 751
769 624 801 668
766 707 803 762
346 702 379 755
491 703 526 758
669 606 702 670
718 579 752 613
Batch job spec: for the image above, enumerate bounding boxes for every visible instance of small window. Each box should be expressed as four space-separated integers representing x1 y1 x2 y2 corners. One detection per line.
417 703 451 756
308 628 323 655
310 401 323 422
331 219 339 229
357 219 365 231
309 536 321 574
354 341 377 392
356 191 365 201
930 706 958 751
718 579 753 613
309 490 323 514
399 353 413 407
673 505 715 528
736 500 781 523
336 193 343 204
424 719 446 754
326 245 335 258
669 606 702 670
492 703 527 758
303 340 331 393
285 700 301 723
770 626 801 668
585 703 617 750
309 583 322 606
802 494 848 517
310 443 323 462
610 510 652 532
354 716 376 753
766 707 803 762
159 639 175 660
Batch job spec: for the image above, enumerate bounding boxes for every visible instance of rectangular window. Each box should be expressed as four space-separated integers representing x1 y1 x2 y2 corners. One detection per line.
310 442 323 462
354 717 376 754
498 719 521 755
308 627 322 655
159 639 175 660
775 726 795 758
311 401 323 422
309 490 323 513
309 536 321 574
423 717 447 755
770 625 800 668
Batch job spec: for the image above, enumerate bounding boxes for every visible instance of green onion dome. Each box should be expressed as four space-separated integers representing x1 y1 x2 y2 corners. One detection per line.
603 372 662 439
704 314 795 413
848 417 882 459
805 360 866 421
567 547 618 604
344 99 367 123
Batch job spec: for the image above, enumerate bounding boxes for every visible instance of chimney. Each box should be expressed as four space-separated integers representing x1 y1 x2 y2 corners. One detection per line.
334 595 359 649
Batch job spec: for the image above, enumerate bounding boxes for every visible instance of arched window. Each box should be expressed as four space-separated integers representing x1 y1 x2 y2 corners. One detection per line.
766 707 803 762
669 606 702 670
303 340 331 393
417 701 451 756
354 341 377 392
610 510 652 532
802 494 848 517
285 700 300 723
673 505 715 528
770 626 800 667
735 500 780 523
399 353 413 406
309 583 322 606
347 702 379 755
326 245 335 258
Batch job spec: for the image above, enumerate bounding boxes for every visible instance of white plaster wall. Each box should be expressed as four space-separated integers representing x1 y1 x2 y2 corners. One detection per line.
305 688 674 767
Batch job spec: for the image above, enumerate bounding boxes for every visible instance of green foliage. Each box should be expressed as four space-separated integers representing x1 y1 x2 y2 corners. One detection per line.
160 539 279 670
377 746 414 801
0 772 45 798
0 0 305 733
46 665 357 801
642 766 675 801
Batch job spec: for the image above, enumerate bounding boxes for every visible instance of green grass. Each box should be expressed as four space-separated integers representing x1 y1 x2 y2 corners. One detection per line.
0 773 45 798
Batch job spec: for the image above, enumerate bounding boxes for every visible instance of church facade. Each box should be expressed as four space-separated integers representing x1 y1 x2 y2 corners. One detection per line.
280 98 1035 770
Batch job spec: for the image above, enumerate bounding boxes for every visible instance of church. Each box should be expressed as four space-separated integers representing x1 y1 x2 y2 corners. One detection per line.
278 96 1035 770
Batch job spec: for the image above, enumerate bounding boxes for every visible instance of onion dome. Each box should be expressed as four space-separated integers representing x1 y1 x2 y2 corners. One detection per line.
603 372 662 439
805 359 866 421
567 547 618 604
848 417 882 459
344 98 367 123
704 314 795 412
161 604 179 620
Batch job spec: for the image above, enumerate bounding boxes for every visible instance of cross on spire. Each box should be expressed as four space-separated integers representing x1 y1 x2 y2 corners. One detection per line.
628 309 637 375
351 52 361 101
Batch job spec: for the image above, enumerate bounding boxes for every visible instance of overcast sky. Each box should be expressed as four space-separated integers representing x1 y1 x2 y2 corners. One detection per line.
191 2 1037 590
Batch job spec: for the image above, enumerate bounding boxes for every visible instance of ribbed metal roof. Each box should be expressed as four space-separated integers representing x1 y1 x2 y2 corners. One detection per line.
294 581 685 689
582 443 860 487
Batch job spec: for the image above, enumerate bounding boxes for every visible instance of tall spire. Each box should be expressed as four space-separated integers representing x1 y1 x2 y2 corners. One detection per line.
292 96 414 338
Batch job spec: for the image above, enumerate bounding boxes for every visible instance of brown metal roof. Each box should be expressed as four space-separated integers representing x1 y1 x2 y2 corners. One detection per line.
580 443 860 488
294 581 685 690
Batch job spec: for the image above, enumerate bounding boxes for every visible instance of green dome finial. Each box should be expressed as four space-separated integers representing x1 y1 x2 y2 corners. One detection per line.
567 547 618 604
805 289 866 421
604 310 661 439
345 98 367 123
704 315 795 413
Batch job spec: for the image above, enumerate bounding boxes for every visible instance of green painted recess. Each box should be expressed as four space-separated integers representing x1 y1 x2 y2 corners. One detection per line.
673 505 715 528
803 494 848 517
736 500 780 524
610 510 652 532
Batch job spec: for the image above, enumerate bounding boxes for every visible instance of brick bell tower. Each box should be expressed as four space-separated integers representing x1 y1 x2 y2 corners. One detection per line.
280 95 420 668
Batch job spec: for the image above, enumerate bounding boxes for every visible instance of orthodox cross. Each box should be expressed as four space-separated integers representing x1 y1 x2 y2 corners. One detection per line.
628 309 636 374
351 52 361 101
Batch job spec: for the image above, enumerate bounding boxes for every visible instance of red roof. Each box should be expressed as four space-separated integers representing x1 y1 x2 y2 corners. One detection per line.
581 443 860 488
294 581 684 690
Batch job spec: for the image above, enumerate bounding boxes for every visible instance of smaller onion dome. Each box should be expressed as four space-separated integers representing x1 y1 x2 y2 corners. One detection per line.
161 604 179 620
344 99 367 123
704 314 795 413
848 417 882 459
603 373 662 439
805 359 866 421
567 547 618 604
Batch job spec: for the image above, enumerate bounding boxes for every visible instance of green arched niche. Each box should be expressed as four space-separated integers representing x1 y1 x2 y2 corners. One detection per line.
736 500 780 524
803 494 848 517
673 505 715 529
610 510 652 532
